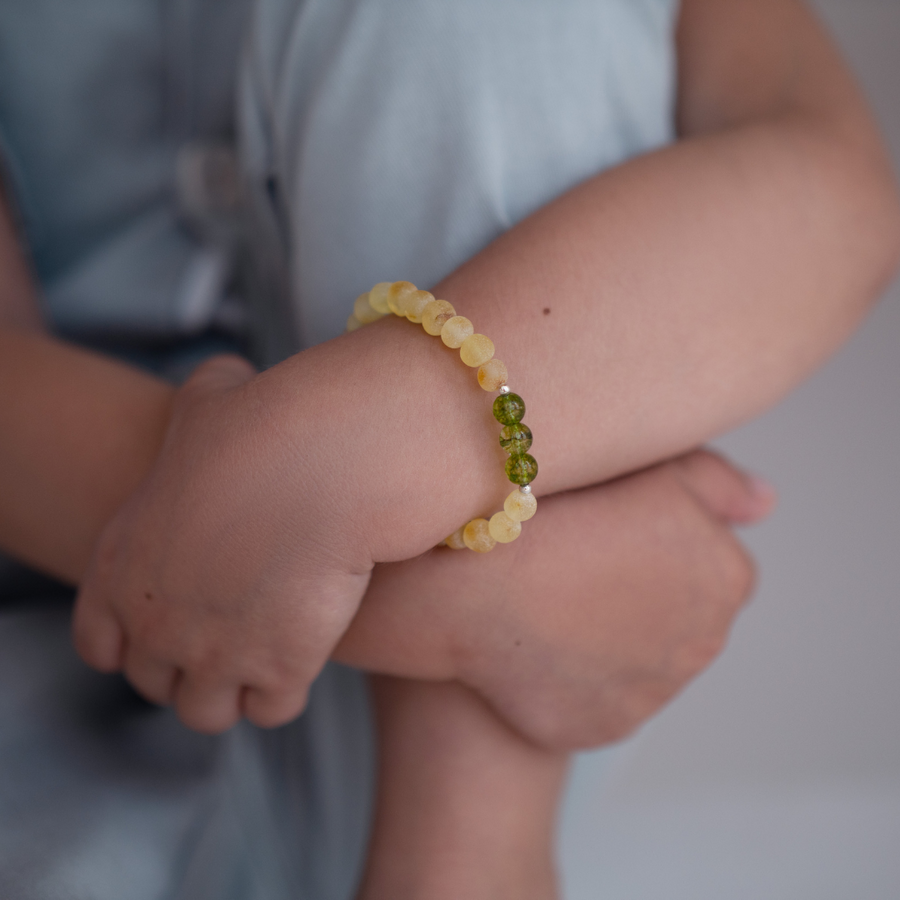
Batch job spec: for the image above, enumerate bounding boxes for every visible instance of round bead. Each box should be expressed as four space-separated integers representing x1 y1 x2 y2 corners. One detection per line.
441 316 474 348
368 282 392 314
463 518 497 553
387 281 418 316
499 422 532 455
488 511 522 543
504 488 537 522
493 392 525 425
477 358 508 391
505 453 538 485
346 314 363 332
406 290 435 323
353 292 383 325
422 300 456 335
460 334 495 367
444 526 467 550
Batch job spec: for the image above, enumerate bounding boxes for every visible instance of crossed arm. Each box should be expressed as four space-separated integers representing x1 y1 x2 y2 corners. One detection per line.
0 0 897 748
1 5 898 897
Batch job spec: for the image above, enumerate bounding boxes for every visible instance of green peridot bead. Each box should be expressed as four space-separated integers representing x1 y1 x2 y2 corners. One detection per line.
499 423 533 456
493 392 525 425
505 453 538 485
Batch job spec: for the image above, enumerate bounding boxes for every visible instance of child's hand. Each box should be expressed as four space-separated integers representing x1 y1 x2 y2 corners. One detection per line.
335 450 773 750
73 355 373 734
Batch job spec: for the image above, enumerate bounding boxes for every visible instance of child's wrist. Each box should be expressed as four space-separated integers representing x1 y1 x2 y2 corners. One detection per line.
262 316 504 563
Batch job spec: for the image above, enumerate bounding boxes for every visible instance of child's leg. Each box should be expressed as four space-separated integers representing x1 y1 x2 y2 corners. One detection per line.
357 675 568 900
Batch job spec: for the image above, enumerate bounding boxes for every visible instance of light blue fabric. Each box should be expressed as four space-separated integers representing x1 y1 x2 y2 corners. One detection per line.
240 0 678 349
0 0 250 336
0 606 372 900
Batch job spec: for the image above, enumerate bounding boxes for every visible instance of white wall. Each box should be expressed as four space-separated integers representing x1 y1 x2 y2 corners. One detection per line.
559 3 900 896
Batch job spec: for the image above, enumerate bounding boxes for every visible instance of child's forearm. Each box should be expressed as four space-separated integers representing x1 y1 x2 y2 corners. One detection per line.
357 677 567 900
0 327 174 583
248 0 900 565
0 190 174 583
438 1 899 481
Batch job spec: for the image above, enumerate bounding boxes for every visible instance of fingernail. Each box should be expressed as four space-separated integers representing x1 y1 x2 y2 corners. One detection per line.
745 474 777 519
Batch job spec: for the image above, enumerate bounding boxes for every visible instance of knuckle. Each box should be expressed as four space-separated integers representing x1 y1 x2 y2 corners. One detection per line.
71 610 120 673
172 635 221 672
243 687 309 729
89 525 123 582
723 538 758 607
681 633 728 674
511 691 590 753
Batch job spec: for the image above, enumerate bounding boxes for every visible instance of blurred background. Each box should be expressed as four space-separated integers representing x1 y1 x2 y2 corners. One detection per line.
559 2 900 896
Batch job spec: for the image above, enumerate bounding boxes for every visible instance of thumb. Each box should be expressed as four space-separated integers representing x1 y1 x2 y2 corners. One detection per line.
672 449 776 525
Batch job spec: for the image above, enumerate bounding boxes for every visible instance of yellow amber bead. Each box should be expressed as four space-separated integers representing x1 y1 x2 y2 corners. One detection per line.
406 290 434 323
441 316 474 348
463 518 496 553
388 281 417 316
422 300 456 335
460 334 495 367
477 358 508 391
445 526 467 550
504 488 537 522
489 511 522 543
368 282 392 314
353 292 383 325
346 314 363 332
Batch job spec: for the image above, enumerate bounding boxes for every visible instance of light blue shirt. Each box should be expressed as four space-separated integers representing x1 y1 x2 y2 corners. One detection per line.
0 0 250 336
241 0 678 350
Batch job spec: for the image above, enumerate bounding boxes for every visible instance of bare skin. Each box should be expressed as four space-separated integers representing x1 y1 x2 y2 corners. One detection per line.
336 449 767 750
67 0 900 731
358 678 568 900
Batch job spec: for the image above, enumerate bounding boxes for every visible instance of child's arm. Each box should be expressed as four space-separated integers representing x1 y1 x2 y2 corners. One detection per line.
73 0 899 729
6 0 899 731
335 450 767 751
357 677 568 900
0 198 759 747
0 199 174 583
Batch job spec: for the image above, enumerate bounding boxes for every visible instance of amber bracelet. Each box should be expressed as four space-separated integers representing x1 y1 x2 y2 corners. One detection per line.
347 280 538 552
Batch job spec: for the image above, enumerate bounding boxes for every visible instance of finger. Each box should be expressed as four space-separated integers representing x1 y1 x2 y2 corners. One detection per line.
122 650 181 707
241 684 310 729
173 671 242 735
672 448 776 525
72 589 126 673
185 353 256 393
698 524 758 622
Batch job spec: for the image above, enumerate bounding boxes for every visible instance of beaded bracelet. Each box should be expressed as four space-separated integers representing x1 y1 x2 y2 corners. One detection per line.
347 280 538 553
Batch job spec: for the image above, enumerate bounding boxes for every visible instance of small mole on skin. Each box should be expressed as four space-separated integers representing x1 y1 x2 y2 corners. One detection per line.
144 592 153 601
542 307 551 315
514 639 522 647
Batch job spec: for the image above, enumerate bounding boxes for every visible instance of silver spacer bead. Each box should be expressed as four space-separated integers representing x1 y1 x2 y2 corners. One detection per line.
499 384 511 394
519 484 532 494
